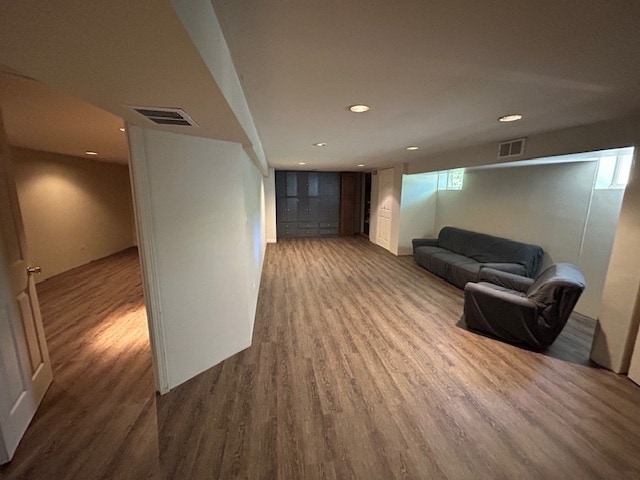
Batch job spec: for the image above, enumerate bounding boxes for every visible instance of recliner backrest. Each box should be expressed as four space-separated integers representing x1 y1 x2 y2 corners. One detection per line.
526 263 586 322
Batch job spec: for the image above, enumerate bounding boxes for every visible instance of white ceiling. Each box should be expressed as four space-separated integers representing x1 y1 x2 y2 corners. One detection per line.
212 0 640 170
0 1 639 171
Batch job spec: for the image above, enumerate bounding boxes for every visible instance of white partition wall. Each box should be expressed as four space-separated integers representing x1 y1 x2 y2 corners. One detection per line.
397 173 438 255
592 149 640 373
264 168 277 243
128 126 265 392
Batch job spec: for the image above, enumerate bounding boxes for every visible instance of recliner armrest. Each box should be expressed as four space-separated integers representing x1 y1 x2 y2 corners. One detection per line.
412 238 438 251
479 268 535 292
464 282 537 310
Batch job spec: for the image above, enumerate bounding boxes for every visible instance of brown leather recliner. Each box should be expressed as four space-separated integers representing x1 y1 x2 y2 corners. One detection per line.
462 263 586 349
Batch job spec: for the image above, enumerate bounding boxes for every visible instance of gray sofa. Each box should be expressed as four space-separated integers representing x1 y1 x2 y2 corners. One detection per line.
463 263 585 349
412 227 544 289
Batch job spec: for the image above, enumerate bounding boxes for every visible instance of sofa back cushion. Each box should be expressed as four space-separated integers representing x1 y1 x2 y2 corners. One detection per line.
438 226 544 277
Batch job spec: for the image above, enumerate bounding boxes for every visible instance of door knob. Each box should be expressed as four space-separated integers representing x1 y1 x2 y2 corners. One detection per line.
27 266 42 275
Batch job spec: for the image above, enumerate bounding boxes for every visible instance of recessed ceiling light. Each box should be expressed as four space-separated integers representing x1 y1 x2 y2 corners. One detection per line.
119 127 126 132
313 142 327 147
357 164 365 167
348 104 370 113
498 114 523 122
297 162 306 165
85 151 98 156
406 146 419 151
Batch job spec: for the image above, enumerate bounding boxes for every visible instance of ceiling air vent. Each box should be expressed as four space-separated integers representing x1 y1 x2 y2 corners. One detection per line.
127 106 198 127
497 137 526 159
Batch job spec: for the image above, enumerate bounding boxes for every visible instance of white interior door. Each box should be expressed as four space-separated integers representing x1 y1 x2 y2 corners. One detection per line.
0 110 52 464
376 168 393 250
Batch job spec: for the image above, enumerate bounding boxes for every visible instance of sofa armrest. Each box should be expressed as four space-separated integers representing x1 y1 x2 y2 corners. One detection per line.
479 268 535 293
481 263 528 277
412 238 438 251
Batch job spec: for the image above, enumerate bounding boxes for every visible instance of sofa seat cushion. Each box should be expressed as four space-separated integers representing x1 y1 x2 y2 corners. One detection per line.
420 251 480 288
413 246 450 270
448 261 484 289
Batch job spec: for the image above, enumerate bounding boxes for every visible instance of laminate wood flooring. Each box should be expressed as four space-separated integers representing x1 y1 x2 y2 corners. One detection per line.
3 238 640 480
0 248 159 480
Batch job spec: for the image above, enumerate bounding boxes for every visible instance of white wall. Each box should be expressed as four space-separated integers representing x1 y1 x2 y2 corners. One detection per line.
128 127 265 391
591 149 640 372
578 187 626 316
241 151 266 332
264 168 277 243
397 172 438 255
389 165 404 255
12 148 135 282
432 161 622 317
369 169 379 244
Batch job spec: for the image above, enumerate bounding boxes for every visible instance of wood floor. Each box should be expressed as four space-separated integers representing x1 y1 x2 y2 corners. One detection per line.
3 237 640 479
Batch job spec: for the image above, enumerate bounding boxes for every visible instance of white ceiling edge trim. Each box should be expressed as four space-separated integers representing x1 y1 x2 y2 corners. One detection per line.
171 0 268 177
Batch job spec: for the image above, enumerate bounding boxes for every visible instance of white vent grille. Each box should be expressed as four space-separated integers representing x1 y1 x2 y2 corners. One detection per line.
126 105 198 127
498 138 526 159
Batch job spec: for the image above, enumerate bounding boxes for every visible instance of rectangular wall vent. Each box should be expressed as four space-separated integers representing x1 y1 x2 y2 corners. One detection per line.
126 105 198 127
497 137 526 159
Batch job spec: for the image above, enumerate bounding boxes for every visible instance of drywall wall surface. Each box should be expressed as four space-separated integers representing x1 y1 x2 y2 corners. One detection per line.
131 128 263 390
591 150 640 372
397 172 438 255
389 165 405 255
434 161 612 316
12 148 135 282
264 168 277 243
577 188 625 316
241 150 266 332
369 170 379 245
435 162 594 255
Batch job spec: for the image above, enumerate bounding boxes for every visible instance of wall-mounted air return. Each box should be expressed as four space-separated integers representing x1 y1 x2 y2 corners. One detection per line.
497 137 526 159
126 105 198 127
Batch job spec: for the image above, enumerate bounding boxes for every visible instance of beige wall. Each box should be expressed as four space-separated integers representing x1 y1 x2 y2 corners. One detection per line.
11 148 135 282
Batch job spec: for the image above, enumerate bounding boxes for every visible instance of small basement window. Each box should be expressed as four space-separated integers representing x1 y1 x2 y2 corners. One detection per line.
438 169 464 191
595 148 634 189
